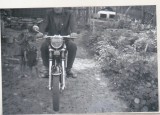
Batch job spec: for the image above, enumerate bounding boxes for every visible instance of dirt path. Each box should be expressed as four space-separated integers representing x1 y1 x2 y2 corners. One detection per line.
2 30 127 114
59 31 127 113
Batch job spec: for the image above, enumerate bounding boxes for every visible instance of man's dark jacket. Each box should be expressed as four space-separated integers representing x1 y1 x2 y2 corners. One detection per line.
40 9 76 35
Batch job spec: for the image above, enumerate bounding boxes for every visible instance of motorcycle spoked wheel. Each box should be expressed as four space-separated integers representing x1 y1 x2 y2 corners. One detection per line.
52 75 60 111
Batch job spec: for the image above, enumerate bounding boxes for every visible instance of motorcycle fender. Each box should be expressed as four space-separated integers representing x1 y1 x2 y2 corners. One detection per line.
52 66 61 76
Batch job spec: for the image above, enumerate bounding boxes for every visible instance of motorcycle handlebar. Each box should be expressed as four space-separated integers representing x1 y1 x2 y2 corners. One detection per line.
44 35 72 38
33 26 77 39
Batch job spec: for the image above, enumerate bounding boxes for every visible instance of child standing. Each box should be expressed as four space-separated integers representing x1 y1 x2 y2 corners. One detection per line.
16 24 38 77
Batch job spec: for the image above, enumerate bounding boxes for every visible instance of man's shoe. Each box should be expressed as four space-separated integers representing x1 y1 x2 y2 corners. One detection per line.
41 73 49 78
40 68 49 78
66 69 76 78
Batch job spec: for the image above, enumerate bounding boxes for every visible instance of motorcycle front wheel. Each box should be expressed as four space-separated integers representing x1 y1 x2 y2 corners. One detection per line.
52 76 60 111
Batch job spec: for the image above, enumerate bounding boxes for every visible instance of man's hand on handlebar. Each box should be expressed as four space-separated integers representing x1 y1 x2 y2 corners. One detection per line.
36 32 43 38
70 33 78 38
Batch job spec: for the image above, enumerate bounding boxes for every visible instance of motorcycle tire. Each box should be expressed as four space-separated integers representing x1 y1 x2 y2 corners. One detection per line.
52 76 60 111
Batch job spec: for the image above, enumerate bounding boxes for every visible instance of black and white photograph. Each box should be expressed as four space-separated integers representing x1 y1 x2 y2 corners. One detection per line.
0 5 159 114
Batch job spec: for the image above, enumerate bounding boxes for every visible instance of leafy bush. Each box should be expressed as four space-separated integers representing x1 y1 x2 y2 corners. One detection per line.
88 22 158 111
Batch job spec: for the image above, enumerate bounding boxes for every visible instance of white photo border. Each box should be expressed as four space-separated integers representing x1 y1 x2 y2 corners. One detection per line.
0 0 160 115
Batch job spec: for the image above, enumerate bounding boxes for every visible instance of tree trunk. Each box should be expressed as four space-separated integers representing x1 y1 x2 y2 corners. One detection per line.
141 6 145 24
86 7 89 24
152 12 156 26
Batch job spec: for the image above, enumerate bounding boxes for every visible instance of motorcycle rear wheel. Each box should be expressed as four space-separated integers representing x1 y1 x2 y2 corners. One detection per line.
52 76 60 111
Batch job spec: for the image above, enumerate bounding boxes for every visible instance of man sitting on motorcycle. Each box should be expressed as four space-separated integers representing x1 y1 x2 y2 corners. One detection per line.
38 8 77 78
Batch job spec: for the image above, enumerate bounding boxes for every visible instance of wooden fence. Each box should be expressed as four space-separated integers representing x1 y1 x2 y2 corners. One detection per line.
11 8 49 18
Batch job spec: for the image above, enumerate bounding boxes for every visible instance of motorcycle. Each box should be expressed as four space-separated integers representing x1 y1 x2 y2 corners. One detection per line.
33 25 77 111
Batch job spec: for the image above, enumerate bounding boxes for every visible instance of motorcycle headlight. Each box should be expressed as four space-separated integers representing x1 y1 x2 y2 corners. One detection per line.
50 36 63 49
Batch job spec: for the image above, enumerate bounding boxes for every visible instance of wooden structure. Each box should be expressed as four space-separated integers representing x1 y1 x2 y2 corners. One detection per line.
5 5 156 26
